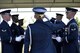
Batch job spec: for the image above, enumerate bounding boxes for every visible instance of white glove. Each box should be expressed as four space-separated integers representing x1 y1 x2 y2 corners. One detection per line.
20 35 25 39
15 36 23 42
43 15 52 22
55 36 62 42
43 18 48 22
52 35 56 39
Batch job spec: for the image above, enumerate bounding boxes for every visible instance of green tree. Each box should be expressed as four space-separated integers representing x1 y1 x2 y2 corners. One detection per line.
75 17 80 27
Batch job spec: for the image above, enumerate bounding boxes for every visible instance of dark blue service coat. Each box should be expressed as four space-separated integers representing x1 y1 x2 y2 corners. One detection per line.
63 18 79 53
10 23 24 53
51 20 65 53
24 19 65 53
0 20 14 53
17 25 24 53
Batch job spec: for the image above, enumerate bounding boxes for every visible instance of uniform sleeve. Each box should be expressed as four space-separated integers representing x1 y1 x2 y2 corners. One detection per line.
24 26 30 53
66 23 78 43
19 26 24 35
50 18 55 23
11 25 20 43
45 21 65 31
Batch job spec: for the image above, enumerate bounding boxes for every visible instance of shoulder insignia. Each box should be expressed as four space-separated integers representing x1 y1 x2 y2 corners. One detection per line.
1 29 7 32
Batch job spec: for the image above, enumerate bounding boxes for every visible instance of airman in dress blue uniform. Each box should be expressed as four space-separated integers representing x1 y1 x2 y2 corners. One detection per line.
17 19 24 53
0 10 15 53
62 7 79 53
24 7 65 53
51 13 65 53
11 14 24 53
18 19 24 37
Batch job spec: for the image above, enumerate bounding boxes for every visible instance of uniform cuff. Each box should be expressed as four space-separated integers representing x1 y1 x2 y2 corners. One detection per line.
65 36 68 43
10 36 12 43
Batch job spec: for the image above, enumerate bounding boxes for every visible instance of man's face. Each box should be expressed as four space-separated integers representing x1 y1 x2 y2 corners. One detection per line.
12 16 18 23
66 11 73 19
56 15 62 21
19 21 23 26
2 13 11 21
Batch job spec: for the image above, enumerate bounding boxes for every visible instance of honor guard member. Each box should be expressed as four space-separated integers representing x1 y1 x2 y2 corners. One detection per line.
24 7 65 53
52 13 65 53
63 7 79 53
17 19 24 53
0 10 15 53
18 19 24 36
11 14 24 53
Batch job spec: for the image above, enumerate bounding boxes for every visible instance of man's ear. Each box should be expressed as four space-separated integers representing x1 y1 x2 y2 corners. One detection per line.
72 12 76 15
